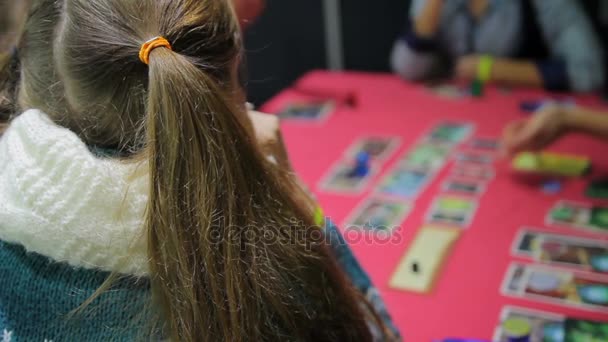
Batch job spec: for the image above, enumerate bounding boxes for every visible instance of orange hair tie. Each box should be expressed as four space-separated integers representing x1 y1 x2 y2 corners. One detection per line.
139 36 172 65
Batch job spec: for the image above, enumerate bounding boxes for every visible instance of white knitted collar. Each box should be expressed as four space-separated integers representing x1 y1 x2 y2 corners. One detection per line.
0 110 149 276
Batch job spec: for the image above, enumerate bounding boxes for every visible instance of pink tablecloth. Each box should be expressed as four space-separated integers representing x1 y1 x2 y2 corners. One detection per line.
261 71 608 341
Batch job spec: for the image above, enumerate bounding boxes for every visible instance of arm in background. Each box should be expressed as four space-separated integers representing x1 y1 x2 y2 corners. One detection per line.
502 105 608 155
532 0 605 92
391 0 446 81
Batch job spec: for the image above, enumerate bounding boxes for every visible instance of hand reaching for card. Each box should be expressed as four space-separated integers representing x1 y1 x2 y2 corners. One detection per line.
502 105 569 155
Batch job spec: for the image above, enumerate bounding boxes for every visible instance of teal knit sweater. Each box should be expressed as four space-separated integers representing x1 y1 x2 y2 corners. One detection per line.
0 241 156 341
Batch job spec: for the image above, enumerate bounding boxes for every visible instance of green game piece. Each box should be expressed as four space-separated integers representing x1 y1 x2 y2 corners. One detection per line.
586 180 608 199
470 79 484 97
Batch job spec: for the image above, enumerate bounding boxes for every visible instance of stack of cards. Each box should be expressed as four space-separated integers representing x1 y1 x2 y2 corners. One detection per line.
445 136 499 196
547 201 608 234
502 263 608 312
319 136 400 194
277 101 335 123
512 229 608 274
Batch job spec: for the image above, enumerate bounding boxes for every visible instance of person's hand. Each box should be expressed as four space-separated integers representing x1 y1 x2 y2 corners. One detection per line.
502 105 570 156
455 55 480 80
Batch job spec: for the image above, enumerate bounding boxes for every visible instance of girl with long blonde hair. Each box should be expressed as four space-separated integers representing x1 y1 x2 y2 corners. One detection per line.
0 0 400 340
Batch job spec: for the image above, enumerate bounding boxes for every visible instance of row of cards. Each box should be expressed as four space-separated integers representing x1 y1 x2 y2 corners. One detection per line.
493 306 608 341
423 135 502 229
501 262 608 312
343 195 481 232
339 122 477 233
376 123 475 199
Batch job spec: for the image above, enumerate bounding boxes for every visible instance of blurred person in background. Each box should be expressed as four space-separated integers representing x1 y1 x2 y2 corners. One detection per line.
391 0 605 93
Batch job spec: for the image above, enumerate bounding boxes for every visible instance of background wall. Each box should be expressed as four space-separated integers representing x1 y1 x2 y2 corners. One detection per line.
244 0 410 105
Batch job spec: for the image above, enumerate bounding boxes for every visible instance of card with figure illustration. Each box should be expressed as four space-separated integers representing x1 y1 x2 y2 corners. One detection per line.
502 263 608 312
535 234 608 274
512 228 608 274
493 306 565 342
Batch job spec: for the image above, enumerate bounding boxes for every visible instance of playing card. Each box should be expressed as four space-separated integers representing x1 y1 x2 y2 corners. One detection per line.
426 196 478 228
502 263 608 312
468 137 501 151
493 306 565 342
346 136 400 161
441 178 486 196
318 159 377 194
454 152 493 165
427 122 473 145
400 141 451 171
376 165 432 199
343 197 412 233
451 163 495 180
277 101 334 122
535 234 608 274
547 201 608 234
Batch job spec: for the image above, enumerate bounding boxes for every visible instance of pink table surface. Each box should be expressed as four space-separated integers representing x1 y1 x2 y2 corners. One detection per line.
261 70 608 341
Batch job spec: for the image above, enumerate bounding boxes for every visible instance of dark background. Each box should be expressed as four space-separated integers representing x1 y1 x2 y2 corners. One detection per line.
243 0 607 106
243 0 410 105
